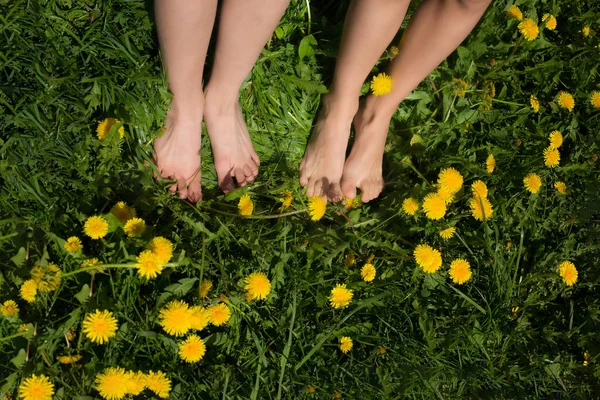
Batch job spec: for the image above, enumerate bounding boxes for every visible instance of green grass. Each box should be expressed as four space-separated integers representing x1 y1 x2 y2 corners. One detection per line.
1 0 600 398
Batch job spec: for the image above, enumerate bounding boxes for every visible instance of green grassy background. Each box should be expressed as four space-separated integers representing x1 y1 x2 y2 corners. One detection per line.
1 0 600 398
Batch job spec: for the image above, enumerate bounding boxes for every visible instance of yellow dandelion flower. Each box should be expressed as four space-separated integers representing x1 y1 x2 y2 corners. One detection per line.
20 279 38 303
84 216 109 240
123 217 146 238
145 371 171 399
343 196 360 211
97 118 125 141
159 300 192 336
83 310 118 344
81 258 102 270
208 303 231 327
218 293 229 304
471 180 488 199
582 25 591 37
413 244 442 273
125 371 146 396
452 78 468 97
449 259 472 284
370 73 393 96
244 272 271 301
333 391 342 399
589 91 600 109
339 336 353 353
238 195 253 216
401 197 419 216
523 173 542 194
438 167 463 194
544 146 560 168
18 324 32 333
33 263 61 292
95 367 128 400
135 250 163 280
307 385 317 393
18 374 54 400
189 306 211 331
486 154 496 174
57 354 82 364
436 186 455 204
199 280 212 297
280 190 293 210
469 195 494 221
554 181 567 194
559 261 577 286
110 201 135 224
360 263 376 282
518 18 539 41
1 300 19 317
344 252 355 267
308 196 326 221
440 227 456 240
178 334 206 363
64 236 82 252
556 91 575 112
146 236 173 264
542 13 557 30
422 193 447 220
389 45 399 57
548 130 563 149
65 327 76 341
329 284 353 309
377 345 387 354
530 95 540 112
30 265 44 281
506 5 523 20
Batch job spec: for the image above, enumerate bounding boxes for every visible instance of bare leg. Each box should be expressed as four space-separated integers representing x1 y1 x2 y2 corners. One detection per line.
299 0 411 201
342 0 492 202
204 0 289 192
153 0 217 202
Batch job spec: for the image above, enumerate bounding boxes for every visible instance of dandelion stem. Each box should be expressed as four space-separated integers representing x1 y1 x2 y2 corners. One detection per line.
198 205 308 219
60 263 179 278
0 331 29 343
408 164 433 187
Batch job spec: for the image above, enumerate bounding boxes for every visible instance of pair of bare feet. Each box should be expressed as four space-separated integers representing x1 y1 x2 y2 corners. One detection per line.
153 90 259 203
154 92 391 204
300 93 391 203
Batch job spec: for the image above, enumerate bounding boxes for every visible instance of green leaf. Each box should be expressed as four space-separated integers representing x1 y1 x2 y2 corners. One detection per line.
298 34 317 60
10 349 26 368
74 284 90 304
164 277 198 297
10 247 26 267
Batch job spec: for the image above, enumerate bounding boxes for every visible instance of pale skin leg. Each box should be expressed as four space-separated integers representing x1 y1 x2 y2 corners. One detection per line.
153 0 217 203
341 0 492 202
299 0 411 201
204 0 289 192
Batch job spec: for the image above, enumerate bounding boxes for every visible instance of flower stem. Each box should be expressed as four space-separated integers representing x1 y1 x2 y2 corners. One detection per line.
198 205 308 220
60 263 179 278
0 331 28 343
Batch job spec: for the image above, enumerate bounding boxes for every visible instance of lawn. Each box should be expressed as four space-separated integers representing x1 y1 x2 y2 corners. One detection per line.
1 0 599 399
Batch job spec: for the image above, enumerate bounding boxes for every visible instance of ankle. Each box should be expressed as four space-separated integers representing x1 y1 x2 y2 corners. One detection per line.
357 95 397 125
319 92 359 124
169 92 205 124
203 85 240 117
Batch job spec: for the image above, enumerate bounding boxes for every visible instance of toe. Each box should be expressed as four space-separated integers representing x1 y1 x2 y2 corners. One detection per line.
187 172 202 203
233 167 247 187
327 182 343 203
177 176 188 199
251 151 260 168
341 177 357 200
361 180 383 203
243 165 255 183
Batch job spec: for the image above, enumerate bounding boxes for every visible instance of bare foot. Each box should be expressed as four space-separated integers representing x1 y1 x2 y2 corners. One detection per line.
340 99 390 203
153 96 203 203
299 96 358 201
203 93 259 192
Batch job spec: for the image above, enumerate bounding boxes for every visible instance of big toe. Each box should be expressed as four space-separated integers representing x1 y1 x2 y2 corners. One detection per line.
187 173 203 203
341 178 358 201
